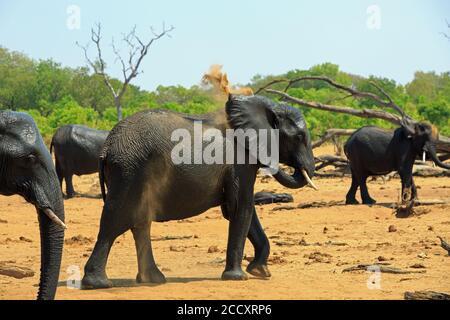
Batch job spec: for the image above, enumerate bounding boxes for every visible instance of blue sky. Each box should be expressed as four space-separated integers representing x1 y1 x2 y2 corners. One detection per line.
0 0 449 90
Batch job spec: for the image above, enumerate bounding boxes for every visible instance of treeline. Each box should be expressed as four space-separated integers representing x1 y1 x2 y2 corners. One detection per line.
1 46 449 140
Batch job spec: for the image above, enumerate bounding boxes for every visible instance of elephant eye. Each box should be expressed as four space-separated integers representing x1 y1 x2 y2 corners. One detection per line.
24 154 38 166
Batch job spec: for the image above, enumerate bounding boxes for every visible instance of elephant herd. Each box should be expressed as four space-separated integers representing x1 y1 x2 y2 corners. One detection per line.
0 94 449 299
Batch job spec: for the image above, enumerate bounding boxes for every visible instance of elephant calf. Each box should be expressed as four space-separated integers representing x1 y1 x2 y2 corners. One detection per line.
82 95 316 289
51 125 109 198
344 124 449 205
0 111 66 300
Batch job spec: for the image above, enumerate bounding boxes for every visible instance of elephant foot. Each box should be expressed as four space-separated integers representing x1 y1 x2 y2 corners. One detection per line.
136 268 166 284
81 273 113 290
362 198 376 205
246 262 271 279
221 268 249 281
345 198 359 205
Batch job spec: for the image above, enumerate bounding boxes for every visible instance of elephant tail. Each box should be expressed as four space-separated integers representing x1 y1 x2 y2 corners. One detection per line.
99 156 107 202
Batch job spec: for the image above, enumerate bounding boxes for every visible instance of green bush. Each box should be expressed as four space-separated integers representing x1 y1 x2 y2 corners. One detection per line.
47 96 99 129
1 46 449 141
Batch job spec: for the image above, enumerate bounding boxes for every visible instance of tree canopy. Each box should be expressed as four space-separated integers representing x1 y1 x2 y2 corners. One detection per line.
1 47 449 141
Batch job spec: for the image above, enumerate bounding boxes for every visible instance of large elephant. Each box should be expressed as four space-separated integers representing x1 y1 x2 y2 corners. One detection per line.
0 111 66 300
344 124 449 205
50 125 109 198
82 95 316 289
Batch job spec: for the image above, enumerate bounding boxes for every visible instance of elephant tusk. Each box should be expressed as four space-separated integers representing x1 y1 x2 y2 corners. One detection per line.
422 151 426 162
301 169 318 191
43 208 67 230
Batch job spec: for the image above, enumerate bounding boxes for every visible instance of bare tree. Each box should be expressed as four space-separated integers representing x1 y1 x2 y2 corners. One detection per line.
77 23 174 121
442 20 450 41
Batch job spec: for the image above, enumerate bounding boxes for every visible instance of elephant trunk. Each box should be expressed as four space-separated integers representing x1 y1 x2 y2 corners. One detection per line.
34 176 65 300
273 168 306 189
36 207 65 300
425 141 450 170
273 162 316 190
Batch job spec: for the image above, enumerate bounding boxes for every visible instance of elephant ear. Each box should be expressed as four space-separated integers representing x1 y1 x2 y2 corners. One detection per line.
225 94 279 168
226 95 278 131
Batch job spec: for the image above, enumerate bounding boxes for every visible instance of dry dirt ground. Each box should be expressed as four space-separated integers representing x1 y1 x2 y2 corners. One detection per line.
0 146 449 300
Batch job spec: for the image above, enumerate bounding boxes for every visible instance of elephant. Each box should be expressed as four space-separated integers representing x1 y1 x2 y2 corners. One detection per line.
81 94 316 289
0 111 66 300
344 123 450 205
50 125 109 198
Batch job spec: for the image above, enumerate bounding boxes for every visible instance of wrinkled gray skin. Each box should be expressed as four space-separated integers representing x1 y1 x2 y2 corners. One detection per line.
51 125 109 198
82 95 315 288
0 111 65 300
345 124 450 205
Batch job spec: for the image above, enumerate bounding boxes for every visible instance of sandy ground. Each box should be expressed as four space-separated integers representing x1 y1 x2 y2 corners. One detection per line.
0 145 449 300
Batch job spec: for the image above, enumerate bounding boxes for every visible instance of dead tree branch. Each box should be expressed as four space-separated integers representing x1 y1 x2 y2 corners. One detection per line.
260 77 450 154
285 77 407 117
77 23 173 121
441 19 450 41
314 155 348 171
342 264 426 274
258 76 409 119
312 129 356 149
265 89 403 125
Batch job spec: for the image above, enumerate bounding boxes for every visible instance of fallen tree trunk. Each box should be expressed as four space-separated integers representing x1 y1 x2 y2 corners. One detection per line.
434 135 450 154
414 199 450 206
314 171 347 178
342 264 426 274
315 155 349 171
0 263 35 279
313 155 448 178
312 129 356 149
404 291 450 300
296 199 448 210
412 164 450 177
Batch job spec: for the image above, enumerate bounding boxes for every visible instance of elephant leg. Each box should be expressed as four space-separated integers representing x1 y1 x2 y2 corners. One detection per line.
131 222 166 284
346 169 360 205
65 174 75 198
82 204 130 289
246 209 271 278
359 175 376 205
399 170 414 204
222 188 254 281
